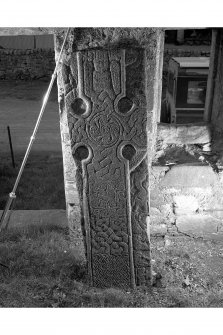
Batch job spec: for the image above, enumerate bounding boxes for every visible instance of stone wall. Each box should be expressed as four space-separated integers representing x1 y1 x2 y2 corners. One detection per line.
150 164 223 241
0 48 55 80
149 41 223 242
0 45 210 83
150 122 223 241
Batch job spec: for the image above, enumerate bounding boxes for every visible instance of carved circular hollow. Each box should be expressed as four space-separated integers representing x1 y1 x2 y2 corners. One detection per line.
74 145 89 161
117 97 133 114
122 144 136 161
71 98 87 116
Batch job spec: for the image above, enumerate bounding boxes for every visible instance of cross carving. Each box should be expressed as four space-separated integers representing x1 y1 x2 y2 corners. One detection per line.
64 48 151 288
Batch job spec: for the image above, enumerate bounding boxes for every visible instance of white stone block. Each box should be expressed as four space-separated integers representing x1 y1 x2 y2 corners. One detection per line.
173 195 199 214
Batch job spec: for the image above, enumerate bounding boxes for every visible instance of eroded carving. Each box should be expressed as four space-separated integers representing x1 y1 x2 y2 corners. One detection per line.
63 48 151 288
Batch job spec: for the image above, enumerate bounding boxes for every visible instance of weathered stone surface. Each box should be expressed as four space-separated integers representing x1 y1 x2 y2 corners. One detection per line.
160 204 174 217
57 61 83 249
0 27 64 36
150 166 169 208
150 189 166 208
176 214 220 238
150 224 167 236
161 165 219 188
201 186 223 219
55 28 164 288
150 207 166 225
157 123 212 145
150 166 169 186
173 195 199 215
216 222 223 232
0 49 55 80
204 233 223 241
65 48 150 289
167 226 179 235
69 28 163 52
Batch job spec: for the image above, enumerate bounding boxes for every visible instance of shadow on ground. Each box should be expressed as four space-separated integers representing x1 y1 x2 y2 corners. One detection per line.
0 153 66 210
1 222 223 307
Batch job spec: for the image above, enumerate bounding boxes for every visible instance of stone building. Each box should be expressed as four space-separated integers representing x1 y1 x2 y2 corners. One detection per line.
151 29 223 241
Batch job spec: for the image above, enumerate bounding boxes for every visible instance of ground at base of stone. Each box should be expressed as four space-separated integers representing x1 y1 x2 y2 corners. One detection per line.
0 223 223 307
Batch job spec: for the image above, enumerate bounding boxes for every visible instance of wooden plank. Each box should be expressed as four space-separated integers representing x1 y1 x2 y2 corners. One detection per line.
204 29 221 122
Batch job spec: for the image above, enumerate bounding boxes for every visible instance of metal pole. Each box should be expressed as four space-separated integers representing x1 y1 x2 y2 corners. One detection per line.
7 125 15 168
0 28 71 232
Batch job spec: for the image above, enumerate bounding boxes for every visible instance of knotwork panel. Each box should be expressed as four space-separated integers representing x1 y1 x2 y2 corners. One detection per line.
63 48 151 288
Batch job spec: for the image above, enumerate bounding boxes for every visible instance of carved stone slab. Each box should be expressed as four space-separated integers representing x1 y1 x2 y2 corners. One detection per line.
63 48 151 288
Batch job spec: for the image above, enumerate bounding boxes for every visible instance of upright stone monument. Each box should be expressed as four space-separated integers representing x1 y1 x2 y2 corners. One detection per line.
55 28 164 288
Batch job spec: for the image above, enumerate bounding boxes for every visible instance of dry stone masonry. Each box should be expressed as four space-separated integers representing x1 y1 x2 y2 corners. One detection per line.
0 43 209 83
55 28 164 288
0 49 54 80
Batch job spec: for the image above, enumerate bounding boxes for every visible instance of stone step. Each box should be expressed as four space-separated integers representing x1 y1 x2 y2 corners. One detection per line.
176 214 223 241
160 164 219 189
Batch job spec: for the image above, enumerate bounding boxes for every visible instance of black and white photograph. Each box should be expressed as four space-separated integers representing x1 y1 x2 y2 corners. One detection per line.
0 1 222 334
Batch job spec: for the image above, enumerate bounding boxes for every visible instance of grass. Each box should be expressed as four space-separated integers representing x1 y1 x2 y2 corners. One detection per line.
0 224 137 308
1 223 223 307
0 153 66 209
1 152 223 307
151 236 223 307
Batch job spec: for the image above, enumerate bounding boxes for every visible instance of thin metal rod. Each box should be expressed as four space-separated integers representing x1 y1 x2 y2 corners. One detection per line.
204 29 220 122
0 194 15 231
0 28 70 232
12 27 70 194
1 195 16 231
7 125 15 168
